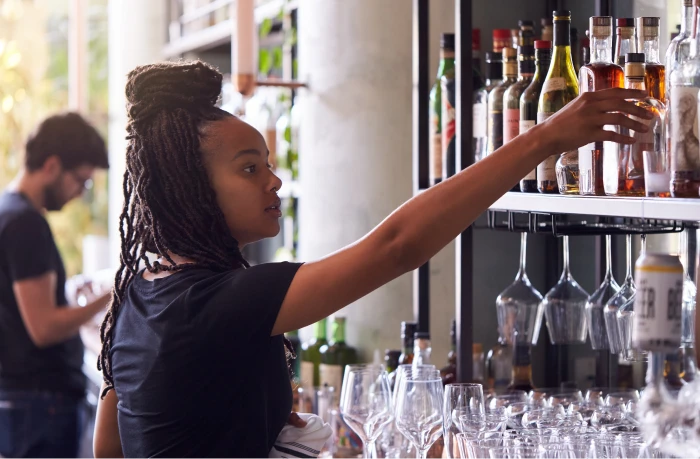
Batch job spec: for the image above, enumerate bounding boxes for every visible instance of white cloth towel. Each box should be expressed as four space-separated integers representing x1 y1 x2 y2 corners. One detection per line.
269 413 333 458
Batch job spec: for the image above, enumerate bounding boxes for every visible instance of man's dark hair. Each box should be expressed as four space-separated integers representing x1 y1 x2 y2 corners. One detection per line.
25 112 109 171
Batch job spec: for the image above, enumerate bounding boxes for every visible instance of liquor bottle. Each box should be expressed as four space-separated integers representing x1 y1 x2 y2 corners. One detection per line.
320 317 358 405
537 10 580 194
486 338 512 392
487 47 518 156
571 27 580 73
286 330 302 382
581 30 590 66
666 0 694 104
384 349 401 374
430 33 455 186
520 40 552 192
578 16 625 196
541 17 553 42
669 3 700 198
637 17 665 101
519 20 535 48
300 318 328 389
664 350 686 390
413 332 432 366
605 53 665 196
615 18 637 66
508 342 535 392
440 320 458 385
504 46 535 146
399 321 417 365
474 52 504 162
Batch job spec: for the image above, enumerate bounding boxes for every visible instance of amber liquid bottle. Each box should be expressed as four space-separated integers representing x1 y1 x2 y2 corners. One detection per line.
637 17 665 102
578 16 624 196
507 342 535 392
615 18 637 66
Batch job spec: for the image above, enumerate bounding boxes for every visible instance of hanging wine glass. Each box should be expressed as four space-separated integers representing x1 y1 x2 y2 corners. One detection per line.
542 235 589 344
679 229 697 348
604 235 636 354
618 235 647 362
586 235 621 350
496 233 544 346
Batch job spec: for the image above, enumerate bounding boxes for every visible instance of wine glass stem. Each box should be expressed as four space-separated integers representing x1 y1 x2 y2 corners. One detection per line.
626 234 632 280
363 440 376 459
562 235 570 276
418 447 429 459
518 232 527 278
605 234 613 278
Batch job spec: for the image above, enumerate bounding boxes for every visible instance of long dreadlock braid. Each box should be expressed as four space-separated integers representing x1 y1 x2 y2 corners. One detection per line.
98 61 256 398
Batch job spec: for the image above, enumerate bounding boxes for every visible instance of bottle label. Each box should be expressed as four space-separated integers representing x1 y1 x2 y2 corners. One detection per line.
442 78 457 176
670 87 700 173
504 109 520 144
520 120 536 180
541 77 567 95
430 108 443 181
300 361 314 390
536 112 557 182
489 112 503 153
319 364 344 405
473 102 487 139
633 268 683 351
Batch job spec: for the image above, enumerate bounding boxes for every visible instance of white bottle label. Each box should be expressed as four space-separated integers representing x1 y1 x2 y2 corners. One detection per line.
670 87 700 172
633 267 684 350
473 102 487 139
541 77 567 95
536 112 557 182
319 364 343 405
300 361 314 390
520 120 536 180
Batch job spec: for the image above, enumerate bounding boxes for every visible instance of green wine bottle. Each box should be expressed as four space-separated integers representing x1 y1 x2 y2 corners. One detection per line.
537 10 580 194
300 318 327 389
429 34 455 186
320 317 358 405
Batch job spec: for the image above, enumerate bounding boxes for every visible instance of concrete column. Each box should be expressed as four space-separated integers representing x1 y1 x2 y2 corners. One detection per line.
107 0 167 266
297 0 456 362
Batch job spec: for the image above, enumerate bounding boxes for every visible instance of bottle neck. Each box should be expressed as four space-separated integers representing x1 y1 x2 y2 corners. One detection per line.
553 19 571 48
693 7 700 57
590 35 614 64
641 35 661 64
402 336 415 355
331 319 346 344
534 52 552 81
438 50 456 77
314 319 327 341
625 76 647 91
486 59 503 82
682 0 694 35
604 235 614 281
615 28 637 60
511 343 533 383
518 58 535 79
504 60 518 79
414 338 432 365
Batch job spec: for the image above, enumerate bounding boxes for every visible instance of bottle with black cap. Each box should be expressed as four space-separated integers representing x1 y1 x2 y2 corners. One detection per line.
604 52 665 196
615 18 637 67
473 51 504 162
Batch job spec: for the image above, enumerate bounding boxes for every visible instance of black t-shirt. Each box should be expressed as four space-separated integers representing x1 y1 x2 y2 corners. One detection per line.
0 191 85 396
111 262 302 458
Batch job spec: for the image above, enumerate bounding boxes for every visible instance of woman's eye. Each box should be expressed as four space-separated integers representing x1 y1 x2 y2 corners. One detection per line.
243 165 256 173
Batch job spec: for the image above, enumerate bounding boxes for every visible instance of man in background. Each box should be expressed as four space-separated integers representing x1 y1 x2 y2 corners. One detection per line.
0 112 112 457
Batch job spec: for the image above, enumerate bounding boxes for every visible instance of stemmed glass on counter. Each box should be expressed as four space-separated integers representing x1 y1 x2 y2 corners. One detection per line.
339 364 394 459
394 370 444 459
542 235 589 344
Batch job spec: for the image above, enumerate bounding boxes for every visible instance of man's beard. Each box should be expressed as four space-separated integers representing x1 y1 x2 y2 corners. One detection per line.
43 181 64 211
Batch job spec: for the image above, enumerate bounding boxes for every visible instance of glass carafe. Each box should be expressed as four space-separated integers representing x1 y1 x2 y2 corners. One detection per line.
617 235 647 362
542 235 589 344
586 235 621 349
496 233 544 346
604 235 636 354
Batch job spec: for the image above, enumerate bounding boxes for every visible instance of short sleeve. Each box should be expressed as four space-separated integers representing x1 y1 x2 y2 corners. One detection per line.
204 262 303 344
2 212 54 282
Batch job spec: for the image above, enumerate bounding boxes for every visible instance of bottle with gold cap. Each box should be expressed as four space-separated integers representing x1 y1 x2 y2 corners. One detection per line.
637 17 665 101
487 47 518 156
604 53 665 196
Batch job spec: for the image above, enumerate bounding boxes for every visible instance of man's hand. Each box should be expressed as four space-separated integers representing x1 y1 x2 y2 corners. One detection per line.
287 412 308 428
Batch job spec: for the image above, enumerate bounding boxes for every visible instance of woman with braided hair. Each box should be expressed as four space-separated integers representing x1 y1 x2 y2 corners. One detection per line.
92 59 652 458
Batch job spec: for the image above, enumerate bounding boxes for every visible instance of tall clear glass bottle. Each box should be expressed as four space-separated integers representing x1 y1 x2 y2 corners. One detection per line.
585 235 620 350
614 18 637 66
605 54 665 196
520 41 552 192
487 47 518 156
665 0 694 104
474 52 504 162
579 16 625 196
537 11 580 194
669 5 700 198
636 17 665 101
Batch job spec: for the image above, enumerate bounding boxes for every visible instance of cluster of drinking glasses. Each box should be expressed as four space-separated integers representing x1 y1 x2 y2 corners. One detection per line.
338 362 681 458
